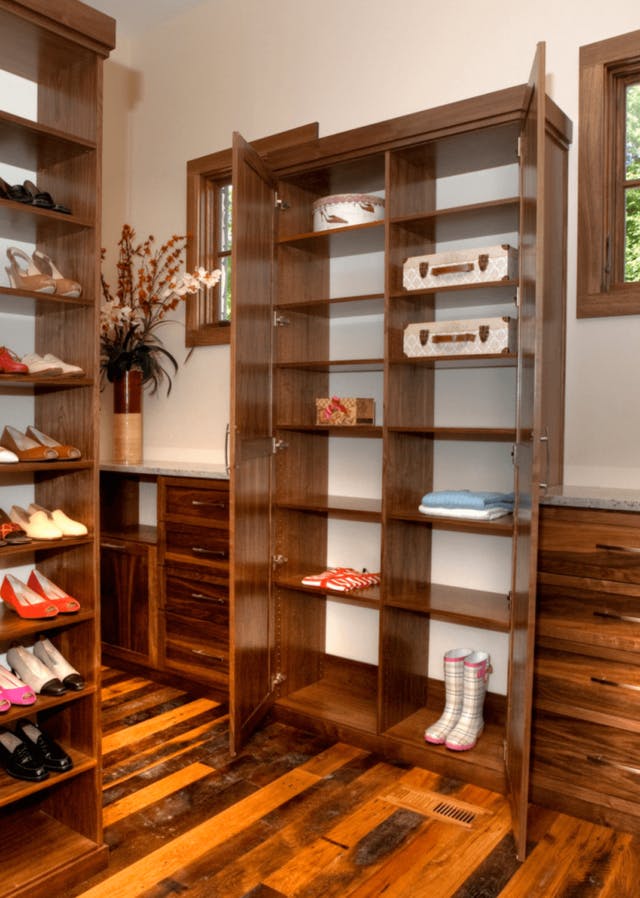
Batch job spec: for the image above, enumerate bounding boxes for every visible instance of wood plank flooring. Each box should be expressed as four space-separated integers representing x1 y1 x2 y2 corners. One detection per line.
60 667 640 898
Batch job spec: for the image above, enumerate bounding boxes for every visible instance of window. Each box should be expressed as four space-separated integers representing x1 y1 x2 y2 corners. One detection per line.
578 30 640 317
185 123 319 346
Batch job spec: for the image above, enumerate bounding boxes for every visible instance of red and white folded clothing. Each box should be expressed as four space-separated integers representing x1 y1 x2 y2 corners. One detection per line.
301 568 381 592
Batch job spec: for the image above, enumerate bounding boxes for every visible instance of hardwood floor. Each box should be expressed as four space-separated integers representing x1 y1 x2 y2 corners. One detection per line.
60 668 640 898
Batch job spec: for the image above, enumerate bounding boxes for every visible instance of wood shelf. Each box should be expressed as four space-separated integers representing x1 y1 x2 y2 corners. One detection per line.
275 494 382 520
275 292 384 317
390 196 520 243
0 747 96 809
389 279 518 299
384 582 510 631
390 352 518 368
386 425 516 440
277 423 382 437
388 509 515 535
276 357 384 372
0 108 96 170
275 573 380 608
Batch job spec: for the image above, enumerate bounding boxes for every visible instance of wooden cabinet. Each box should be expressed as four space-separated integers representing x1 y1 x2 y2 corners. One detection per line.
159 477 230 689
100 470 230 694
0 3 114 896
533 504 640 833
228 44 571 859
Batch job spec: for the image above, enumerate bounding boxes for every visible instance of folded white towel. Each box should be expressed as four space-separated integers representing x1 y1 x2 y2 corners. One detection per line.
418 504 511 521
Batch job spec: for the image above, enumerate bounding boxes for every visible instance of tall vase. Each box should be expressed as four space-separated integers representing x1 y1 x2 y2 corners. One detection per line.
112 369 143 464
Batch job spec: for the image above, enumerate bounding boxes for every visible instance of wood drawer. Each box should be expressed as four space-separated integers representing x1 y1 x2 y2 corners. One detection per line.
164 524 230 568
162 479 229 528
537 582 640 654
535 647 640 728
164 568 229 624
539 506 640 585
532 712 640 807
163 612 229 685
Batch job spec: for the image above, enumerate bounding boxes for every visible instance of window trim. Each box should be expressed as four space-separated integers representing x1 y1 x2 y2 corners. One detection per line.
185 123 319 346
577 29 640 317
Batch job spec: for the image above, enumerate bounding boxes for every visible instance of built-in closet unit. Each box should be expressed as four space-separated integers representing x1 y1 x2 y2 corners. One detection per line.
227 44 571 860
0 2 114 896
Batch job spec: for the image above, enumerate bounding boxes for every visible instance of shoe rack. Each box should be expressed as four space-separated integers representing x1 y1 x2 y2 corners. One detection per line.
0 3 114 898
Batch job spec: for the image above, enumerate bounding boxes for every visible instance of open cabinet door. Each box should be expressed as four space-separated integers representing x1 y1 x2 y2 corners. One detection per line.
229 132 277 754
507 42 546 861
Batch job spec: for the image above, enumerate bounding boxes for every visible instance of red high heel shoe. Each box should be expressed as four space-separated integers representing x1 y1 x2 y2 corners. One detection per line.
27 570 80 614
0 574 58 619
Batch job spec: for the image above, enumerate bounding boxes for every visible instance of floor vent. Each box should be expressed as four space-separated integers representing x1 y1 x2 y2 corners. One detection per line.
382 786 490 829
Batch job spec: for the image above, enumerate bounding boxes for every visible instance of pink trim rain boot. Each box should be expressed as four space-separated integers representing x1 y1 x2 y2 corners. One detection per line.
445 650 491 751
424 648 474 744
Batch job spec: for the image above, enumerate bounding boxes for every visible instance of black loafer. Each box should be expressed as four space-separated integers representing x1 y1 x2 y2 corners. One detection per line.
15 718 73 772
0 727 48 781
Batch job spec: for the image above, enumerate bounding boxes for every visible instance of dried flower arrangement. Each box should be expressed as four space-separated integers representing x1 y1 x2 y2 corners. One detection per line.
100 224 220 394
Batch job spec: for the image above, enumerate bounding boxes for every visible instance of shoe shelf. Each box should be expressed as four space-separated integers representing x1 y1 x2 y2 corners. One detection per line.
0 536 93 561
0 198 94 245
0 604 95 641
0 284 92 310
0 460 92 474
0 109 96 171
0 748 96 810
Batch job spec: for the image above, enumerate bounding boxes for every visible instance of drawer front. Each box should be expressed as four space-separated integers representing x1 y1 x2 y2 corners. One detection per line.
539 507 640 585
163 612 229 685
164 569 229 624
164 524 229 568
535 647 640 724
163 481 229 527
533 712 640 805
537 583 640 653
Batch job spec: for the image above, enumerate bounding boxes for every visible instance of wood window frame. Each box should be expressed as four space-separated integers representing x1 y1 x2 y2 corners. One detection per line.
185 123 319 346
578 29 640 317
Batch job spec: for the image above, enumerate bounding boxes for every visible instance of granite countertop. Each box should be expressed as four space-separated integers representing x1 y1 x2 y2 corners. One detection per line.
100 460 229 480
542 485 640 512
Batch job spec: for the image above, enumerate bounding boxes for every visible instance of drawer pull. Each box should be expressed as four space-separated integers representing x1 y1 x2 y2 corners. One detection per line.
192 648 225 662
587 754 640 776
191 592 227 605
594 610 640 625
590 675 640 692
192 547 228 558
595 542 640 554
191 500 227 509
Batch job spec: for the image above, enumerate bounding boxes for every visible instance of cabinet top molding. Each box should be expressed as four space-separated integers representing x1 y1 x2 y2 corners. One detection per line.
1 0 115 56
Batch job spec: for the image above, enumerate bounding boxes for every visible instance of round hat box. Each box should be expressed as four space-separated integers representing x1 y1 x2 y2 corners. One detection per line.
312 193 385 231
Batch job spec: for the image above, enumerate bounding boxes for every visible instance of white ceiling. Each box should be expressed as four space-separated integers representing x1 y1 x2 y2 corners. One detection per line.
89 0 208 37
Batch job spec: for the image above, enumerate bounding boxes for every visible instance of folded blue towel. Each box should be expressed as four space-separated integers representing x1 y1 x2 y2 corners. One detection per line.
420 490 515 510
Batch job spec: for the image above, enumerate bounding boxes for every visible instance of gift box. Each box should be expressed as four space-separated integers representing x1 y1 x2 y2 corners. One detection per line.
315 396 375 426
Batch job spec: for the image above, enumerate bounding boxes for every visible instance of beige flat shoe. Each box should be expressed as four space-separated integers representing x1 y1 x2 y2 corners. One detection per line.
27 503 87 536
10 505 63 540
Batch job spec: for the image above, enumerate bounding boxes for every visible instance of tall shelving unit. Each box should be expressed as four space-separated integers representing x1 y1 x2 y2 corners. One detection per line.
229 46 571 860
0 3 114 896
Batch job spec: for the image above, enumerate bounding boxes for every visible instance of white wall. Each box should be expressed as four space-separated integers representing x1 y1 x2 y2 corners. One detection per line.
102 0 640 483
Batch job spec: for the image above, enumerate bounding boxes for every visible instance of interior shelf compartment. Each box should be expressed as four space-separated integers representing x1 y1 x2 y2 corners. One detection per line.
388 280 518 300
386 425 516 440
388 508 514 535
275 494 382 521
0 805 107 898
0 108 96 169
277 220 385 255
384 581 510 631
275 293 384 317
390 197 520 243
275 574 380 608
0 606 95 642
276 423 382 437
275 655 379 734
276 358 384 372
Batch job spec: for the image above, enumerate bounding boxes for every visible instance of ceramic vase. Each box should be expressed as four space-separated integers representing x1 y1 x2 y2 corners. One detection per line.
112 369 143 464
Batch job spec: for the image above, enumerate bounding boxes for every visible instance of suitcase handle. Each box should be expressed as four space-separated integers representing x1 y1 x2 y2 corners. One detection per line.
428 254 489 277
431 333 477 343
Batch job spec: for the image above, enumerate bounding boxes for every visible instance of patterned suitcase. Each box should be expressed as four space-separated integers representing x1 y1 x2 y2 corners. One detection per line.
403 316 517 357
403 243 518 290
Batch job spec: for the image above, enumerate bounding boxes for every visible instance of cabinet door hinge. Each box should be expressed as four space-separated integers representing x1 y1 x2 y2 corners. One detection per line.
517 135 522 158
515 286 520 308
273 311 291 327
511 443 517 466
271 671 286 688
275 193 289 211
273 437 289 453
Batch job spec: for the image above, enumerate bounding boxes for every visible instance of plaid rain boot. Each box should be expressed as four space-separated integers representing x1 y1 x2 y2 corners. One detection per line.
424 648 473 745
444 650 491 751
